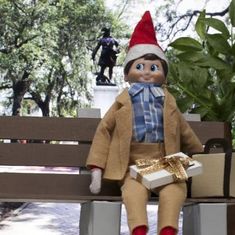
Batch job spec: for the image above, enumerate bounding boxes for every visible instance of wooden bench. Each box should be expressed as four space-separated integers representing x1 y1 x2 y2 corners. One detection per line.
0 115 233 204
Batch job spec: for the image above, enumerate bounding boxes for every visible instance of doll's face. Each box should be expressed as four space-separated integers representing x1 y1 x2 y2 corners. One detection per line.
124 58 166 84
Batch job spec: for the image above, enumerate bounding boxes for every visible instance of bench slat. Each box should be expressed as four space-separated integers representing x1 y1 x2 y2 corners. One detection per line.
0 143 90 167
188 121 231 145
0 116 100 142
0 117 229 144
1 172 234 203
0 173 121 202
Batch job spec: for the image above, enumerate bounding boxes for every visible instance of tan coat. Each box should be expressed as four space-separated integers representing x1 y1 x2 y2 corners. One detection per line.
86 87 203 180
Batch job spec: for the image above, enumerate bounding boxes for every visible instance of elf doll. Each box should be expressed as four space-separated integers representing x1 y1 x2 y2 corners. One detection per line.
86 11 203 235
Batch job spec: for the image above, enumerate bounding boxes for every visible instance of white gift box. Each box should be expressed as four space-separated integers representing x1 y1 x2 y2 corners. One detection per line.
130 152 203 190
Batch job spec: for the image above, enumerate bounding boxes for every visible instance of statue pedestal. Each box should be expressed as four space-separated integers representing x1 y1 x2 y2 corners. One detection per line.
78 108 101 118
93 85 119 117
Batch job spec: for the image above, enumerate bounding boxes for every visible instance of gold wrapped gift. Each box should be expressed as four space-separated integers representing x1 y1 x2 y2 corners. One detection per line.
130 152 203 190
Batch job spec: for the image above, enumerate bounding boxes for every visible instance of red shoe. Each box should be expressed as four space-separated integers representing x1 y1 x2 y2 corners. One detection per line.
132 225 147 235
160 226 176 235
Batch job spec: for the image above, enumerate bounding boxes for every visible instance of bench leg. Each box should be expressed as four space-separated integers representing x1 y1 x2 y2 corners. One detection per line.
183 203 235 235
79 201 122 235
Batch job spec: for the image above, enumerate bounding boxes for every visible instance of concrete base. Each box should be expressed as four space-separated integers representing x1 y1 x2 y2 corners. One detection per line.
78 108 101 118
183 113 201 121
93 85 119 117
183 203 235 235
79 201 122 235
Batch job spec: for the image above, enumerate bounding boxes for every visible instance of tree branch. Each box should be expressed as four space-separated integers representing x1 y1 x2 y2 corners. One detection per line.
117 0 129 20
1 34 39 54
0 84 12 90
12 1 27 15
160 6 229 41
15 34 38 48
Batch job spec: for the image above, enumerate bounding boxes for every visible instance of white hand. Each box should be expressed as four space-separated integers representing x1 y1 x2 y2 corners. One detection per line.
89 168 102 194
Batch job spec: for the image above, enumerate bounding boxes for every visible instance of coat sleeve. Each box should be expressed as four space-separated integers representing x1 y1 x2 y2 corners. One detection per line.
178 109 204 154
86 102 119 169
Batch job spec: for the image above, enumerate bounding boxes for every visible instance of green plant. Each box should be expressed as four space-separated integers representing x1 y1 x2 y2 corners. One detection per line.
167 0 235 146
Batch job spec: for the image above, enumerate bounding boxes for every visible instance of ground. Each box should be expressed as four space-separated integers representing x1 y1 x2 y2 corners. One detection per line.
0 202 183 234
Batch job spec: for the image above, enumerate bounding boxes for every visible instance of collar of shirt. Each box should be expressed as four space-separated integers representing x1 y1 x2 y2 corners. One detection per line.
128 83 165 99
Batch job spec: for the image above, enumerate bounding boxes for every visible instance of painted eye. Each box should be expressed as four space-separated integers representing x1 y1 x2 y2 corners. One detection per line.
151 64 159 72
136 63 144 70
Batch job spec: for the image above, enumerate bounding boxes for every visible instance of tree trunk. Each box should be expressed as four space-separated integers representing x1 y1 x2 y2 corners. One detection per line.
40 102 50 117
12 76 31 116
30 90 51 117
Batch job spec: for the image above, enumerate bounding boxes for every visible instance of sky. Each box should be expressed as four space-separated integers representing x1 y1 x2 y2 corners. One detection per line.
105 0 230 31
105 0 230 15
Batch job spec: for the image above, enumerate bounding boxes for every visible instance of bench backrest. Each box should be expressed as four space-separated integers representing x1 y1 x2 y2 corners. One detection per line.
0 116 231 202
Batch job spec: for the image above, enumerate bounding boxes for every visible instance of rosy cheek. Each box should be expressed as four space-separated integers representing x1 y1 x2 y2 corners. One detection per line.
131 71 141 78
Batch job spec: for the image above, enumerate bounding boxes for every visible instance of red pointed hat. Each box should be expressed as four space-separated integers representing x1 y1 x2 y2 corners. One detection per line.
124 11 167 67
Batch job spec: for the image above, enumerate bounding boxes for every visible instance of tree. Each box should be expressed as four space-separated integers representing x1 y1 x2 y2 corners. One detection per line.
0 0 127 116
0 0 58 115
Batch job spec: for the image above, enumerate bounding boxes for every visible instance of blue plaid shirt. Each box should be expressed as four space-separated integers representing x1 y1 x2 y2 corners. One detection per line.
128 83 165 143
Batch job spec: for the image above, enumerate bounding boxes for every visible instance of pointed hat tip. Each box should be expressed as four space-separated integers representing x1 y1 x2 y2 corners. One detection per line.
129 10 157 48
124 10 168 68
143 10 151 17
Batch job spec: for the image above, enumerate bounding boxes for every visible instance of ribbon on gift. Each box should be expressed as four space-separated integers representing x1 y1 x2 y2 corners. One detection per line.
135 156 193 183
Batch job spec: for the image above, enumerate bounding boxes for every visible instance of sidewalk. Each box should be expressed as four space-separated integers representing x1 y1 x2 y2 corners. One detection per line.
0 202 182 235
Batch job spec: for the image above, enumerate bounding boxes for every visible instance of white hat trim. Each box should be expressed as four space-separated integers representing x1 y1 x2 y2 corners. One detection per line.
124 44 168 68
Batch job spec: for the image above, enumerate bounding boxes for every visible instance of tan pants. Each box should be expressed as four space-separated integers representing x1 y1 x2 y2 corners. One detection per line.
121 143 186 234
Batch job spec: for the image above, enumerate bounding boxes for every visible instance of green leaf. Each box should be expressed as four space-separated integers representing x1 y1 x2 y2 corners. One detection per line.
169 37 203 51
195 11 206 40
193 67 208 88
204 18 230 39
177 51 205 62
206 34 231 54
168 64 179 82
229 0 235 27
217 70 234 82
176 96 194 113
231 43 235 56
217 90 235 121
177 62 194 84
196 55 231 70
